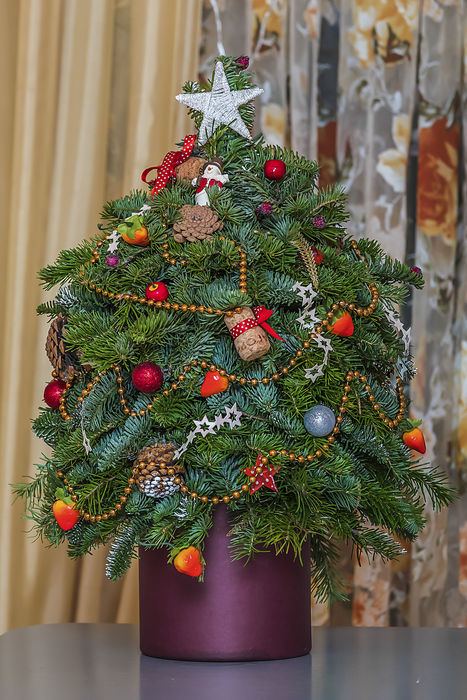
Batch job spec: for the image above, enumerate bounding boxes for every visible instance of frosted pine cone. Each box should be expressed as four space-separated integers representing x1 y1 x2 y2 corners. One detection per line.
133 443 184 499
173 204 223 242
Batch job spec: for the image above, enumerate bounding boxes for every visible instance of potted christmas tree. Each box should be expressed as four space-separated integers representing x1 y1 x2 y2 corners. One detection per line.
14 56 454 661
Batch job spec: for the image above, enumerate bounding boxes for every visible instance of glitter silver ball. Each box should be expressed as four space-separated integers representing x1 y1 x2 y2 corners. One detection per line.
303 405 336 437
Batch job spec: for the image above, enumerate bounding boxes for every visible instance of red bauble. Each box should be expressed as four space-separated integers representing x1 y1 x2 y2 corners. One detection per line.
132 362 164 393
44 379 67 409
264 159 286 180
145 282 169 301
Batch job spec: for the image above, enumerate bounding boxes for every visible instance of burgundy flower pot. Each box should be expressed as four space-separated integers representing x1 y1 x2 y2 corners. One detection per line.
139 506 311 661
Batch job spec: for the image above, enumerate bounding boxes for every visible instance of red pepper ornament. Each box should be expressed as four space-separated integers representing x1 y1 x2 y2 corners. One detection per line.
328 310 354 337
174 546 204 577
200 371 229 397
403 427 426 454
44 379 67 409
53 488 80 531
145 282 169 301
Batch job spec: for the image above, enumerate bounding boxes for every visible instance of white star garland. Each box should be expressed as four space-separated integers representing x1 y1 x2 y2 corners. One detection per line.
107 230 120 254
80 407 92 455
383 301 413 380
292 282 320 328
176 62 263 145
383 303 411 355
131 204 151 217
293 282 333 382
173 402 243 460
305 335 333 382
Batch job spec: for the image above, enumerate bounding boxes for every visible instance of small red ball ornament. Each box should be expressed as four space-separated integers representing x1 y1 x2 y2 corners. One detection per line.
44 379 67 409
145 282 169 301
264 159 286 180
132 362 164 393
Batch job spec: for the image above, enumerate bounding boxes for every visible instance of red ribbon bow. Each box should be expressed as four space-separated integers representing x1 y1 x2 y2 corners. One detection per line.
229 306 284 341
141 134 196 197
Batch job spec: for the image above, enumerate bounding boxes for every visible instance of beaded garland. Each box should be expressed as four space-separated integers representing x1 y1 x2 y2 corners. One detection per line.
56 234 407 520
79 229 248 318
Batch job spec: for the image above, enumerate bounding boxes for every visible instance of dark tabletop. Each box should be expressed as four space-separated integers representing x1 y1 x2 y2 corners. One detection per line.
1 623 466 699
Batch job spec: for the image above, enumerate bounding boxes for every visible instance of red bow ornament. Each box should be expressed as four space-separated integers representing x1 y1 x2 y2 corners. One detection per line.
141 134 196 197
229 306 284 342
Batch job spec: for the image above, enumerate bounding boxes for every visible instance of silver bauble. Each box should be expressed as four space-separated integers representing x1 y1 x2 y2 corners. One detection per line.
303 405 336 437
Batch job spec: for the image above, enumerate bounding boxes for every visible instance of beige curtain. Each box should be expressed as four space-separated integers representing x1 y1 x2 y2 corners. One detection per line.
0 0 202 635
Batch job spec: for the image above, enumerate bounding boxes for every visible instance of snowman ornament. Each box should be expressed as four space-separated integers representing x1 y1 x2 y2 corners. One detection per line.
193 158 229 206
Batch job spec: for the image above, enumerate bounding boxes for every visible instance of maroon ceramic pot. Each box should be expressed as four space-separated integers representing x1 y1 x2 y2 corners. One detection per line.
139 506 311 661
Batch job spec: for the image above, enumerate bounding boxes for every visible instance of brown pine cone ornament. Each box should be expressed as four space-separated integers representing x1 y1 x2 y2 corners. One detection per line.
133 443 184 498
46 314 77 380
175 156 206 183
173 204 223 242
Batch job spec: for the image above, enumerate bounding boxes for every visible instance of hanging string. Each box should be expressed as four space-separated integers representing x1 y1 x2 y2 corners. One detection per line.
209 0 226 55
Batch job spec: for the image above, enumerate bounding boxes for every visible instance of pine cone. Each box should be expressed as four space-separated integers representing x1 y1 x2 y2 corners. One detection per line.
46 314 77 380
133 443 184 499
173 204 223 243
175 157 206 183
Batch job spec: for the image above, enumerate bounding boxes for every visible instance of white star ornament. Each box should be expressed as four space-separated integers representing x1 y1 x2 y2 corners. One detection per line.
176 62 263 145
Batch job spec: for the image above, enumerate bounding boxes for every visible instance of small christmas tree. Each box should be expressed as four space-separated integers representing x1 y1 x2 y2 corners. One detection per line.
14 56 453 601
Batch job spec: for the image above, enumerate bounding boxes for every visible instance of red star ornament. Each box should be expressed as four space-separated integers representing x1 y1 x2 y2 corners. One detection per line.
245 455 281 495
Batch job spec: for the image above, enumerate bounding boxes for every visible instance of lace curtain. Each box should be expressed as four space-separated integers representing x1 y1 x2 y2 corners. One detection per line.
201 0 467 627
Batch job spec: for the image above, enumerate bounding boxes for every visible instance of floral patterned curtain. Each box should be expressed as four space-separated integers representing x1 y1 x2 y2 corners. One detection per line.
200 0 467 627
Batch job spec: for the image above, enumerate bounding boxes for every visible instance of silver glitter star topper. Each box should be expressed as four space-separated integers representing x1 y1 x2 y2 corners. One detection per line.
176 61 263 145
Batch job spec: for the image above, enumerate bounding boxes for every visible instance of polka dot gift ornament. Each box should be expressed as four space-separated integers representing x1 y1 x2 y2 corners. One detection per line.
15 56 454 662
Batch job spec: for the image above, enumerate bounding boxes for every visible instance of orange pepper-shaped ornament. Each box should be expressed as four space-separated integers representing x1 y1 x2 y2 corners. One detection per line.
117 214 149 246
328 310 354 337
173 546 204 577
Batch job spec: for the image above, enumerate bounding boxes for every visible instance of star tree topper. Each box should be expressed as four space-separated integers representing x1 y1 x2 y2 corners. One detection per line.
176 61 263 145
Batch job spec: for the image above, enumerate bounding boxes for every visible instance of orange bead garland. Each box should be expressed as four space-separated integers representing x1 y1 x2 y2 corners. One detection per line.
79 229 249 313
56 368 407 518
56 232 407 519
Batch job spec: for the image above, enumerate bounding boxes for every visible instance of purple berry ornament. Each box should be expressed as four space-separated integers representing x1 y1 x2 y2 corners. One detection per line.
312 215 326 230
255 202 273 216
106 254 120 267
236 56 250 70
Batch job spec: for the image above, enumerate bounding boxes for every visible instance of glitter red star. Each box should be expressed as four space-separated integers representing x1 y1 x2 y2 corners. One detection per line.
245 455 281 495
